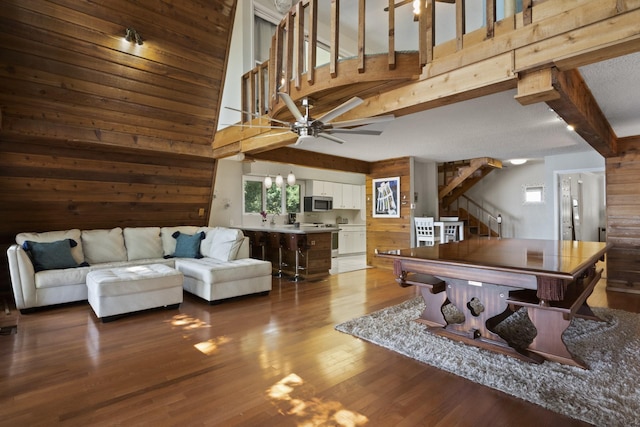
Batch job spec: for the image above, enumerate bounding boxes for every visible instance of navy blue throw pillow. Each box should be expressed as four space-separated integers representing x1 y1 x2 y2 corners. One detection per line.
172 231 205 258
23 239 80 272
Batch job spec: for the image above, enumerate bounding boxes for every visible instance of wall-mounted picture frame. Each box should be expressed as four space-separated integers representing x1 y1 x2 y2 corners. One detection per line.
373 177 400 218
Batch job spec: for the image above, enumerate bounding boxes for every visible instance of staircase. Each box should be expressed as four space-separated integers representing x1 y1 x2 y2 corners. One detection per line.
438 158 502 239
439 157 502 209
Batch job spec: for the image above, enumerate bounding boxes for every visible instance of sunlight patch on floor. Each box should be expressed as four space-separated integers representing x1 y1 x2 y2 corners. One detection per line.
166 314 232 356
193 336 232 356
266 373 369 426
168 313 211 331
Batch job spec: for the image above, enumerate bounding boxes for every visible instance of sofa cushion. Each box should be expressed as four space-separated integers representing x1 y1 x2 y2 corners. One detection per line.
23 239 82 272
123 227 163 261
35 265 91 289
175 257 272 284
207 228 245 261
172 231 205 258
160 226 201 256
16 229 84 264
82 228 127 264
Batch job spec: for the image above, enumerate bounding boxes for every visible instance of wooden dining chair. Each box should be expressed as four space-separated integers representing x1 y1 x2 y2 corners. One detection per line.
441 217 459 243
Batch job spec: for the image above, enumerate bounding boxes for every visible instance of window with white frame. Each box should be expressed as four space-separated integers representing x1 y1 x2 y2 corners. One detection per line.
243 176 303 215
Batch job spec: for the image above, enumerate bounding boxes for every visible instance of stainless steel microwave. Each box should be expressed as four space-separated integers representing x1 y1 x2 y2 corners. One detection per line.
304 196 333 212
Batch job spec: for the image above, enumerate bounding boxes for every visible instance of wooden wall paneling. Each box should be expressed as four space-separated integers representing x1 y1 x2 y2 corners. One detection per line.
366 157 412 269
606 136 640 293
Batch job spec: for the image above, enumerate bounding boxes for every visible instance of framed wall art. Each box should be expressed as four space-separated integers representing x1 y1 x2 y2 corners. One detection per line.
372 177 400 218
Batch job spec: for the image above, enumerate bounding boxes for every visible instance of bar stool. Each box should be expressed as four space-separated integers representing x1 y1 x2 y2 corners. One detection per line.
268 232 286 277
246 230 266 260
287 233 308 282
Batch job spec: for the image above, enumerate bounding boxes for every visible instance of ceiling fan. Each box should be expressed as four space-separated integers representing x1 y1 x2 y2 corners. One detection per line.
225 93 394 146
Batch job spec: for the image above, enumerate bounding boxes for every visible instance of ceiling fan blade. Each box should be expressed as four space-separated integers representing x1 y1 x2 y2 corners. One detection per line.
318 133 346 144
256 130 295 139
325 129 383 136
220 123 290 130
329 114 395 129
316 97 364 124
278 92 305 122
224 106 291 126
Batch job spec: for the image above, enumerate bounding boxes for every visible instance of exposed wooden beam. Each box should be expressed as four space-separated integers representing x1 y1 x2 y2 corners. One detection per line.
514 7 640 72
516 67 617 158
336 52 516 120
251 147 371 174
547 68 618 158
514 68 560 105
241 131 298 154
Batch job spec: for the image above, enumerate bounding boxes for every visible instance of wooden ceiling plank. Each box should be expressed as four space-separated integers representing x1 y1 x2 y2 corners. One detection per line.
2 116 215 158
1 3 225 78
0 78 215 138
4 103 213 145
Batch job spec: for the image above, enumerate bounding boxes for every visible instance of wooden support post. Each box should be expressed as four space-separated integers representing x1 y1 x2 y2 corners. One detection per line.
456 0 466 51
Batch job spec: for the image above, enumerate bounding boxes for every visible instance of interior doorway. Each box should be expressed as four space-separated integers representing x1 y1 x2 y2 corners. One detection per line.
557 170 605 241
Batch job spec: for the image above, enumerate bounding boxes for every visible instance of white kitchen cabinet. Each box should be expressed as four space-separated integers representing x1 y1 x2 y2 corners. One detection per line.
306 180 332 197
330 182 343 208
343 184 361 209
338 226 366 254
307 181 364 210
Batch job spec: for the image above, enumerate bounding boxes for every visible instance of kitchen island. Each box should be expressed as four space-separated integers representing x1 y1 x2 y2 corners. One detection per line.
240 225 338 280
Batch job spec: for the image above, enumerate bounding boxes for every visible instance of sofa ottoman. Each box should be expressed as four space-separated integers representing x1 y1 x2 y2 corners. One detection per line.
176 257 272 304
86 264 183 322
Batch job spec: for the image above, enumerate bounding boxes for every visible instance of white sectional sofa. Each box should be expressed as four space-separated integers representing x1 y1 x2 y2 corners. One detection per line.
7 226 272 313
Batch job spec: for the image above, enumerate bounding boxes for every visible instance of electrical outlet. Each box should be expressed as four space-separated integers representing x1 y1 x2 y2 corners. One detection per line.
198 208 205 217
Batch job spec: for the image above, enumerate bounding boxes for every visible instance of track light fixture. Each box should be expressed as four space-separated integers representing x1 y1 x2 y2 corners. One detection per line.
124 28 143 45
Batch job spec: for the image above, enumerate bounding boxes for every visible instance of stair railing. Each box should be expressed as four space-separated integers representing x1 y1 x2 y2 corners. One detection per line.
456 195 502 238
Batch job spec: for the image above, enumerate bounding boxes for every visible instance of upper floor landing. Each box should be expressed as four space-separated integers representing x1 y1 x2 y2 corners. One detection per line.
213 0 640 164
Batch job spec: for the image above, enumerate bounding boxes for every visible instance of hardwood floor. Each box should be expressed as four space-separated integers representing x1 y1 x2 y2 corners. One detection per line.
1 263 636 426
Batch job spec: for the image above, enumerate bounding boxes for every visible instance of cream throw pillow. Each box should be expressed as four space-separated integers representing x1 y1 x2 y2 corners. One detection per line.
208 227 244 261
123 227 163 261
81 228 127 264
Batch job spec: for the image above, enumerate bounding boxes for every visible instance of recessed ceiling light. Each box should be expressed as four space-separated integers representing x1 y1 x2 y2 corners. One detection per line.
510 159 527 165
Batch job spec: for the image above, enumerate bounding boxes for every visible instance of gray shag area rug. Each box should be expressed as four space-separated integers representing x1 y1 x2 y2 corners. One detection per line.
335 297 640 427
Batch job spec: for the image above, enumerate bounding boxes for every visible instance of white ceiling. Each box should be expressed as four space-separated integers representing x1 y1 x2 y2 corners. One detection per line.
291 51 640 164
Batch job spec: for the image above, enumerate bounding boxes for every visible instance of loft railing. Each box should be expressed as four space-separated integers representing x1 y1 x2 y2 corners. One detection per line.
240 0 530 123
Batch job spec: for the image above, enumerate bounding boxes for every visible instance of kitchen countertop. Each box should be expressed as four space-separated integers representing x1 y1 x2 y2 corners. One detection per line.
238 225 340 234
